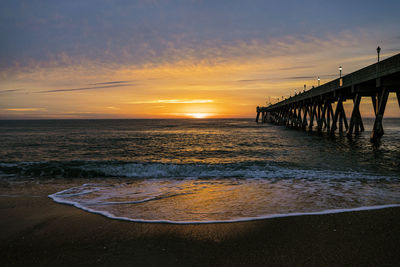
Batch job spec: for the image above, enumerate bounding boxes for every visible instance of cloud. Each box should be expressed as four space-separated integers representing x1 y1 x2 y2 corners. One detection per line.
127 99 214 104
89 80 134 86
237 74 338 83
276 65 315 71
3 108 46 111
386 48 400 53
0 28 378 78
237 78 272 83
283 75 343 80
37 83 136 93
0 89 23 94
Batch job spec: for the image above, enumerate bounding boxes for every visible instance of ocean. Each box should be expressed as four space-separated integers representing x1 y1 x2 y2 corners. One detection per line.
1 118 399 223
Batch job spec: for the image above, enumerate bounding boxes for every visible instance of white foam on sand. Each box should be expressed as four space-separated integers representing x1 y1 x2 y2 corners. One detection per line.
49 185 400 224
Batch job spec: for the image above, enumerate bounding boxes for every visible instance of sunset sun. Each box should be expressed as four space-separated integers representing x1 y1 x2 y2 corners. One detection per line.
186 113 209 119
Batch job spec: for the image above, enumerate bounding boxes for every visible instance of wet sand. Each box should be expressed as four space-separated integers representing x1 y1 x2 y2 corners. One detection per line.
1 185 400 266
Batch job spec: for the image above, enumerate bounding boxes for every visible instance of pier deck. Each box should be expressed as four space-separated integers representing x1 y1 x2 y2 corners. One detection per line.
256 53 400 142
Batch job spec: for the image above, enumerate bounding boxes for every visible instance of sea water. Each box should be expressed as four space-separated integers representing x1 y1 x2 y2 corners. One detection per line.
1 119 399 223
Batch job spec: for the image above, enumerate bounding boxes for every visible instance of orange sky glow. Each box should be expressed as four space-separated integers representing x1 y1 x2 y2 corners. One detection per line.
2 42 399 119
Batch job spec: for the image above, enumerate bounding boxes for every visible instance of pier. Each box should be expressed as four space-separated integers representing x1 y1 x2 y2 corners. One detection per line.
256 52 400 142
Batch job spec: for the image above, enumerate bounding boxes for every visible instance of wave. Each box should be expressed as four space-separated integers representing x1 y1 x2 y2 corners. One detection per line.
49 196 400 224
48 182 400 224
0 160 396 180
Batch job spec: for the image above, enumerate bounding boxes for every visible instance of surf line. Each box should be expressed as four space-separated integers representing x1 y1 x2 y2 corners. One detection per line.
47 191 400 225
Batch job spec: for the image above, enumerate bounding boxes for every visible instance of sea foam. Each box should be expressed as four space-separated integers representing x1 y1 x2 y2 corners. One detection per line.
49 178 400 224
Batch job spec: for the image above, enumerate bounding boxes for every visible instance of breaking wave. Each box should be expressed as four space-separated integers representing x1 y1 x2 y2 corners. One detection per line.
48 179 400 223
0 161 395 180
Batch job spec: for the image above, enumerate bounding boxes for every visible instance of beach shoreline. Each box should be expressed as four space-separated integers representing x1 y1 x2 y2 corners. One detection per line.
1 189 399 266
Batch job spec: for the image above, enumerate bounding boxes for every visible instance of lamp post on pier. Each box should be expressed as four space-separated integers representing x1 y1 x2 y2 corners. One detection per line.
339 66 342 78
377 46 381 62
318 76 320 86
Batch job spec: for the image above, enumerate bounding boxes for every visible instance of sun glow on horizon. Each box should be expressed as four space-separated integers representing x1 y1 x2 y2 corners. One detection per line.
186 113 210 119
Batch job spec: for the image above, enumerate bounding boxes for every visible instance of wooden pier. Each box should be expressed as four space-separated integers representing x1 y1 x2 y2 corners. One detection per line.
256 52 400 142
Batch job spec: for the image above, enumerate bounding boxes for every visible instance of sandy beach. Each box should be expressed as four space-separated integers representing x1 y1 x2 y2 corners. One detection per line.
1 182 399 267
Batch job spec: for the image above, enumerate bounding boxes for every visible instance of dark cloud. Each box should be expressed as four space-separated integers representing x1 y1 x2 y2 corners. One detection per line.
237 74 337 83
276 65 315 71
37 83 136 93
0 89 23 94
284 74 336 80
320 74 341 78
237 78 272 83
89 80 134 86
285 76 317 80
283 74 338 80
386 48 400 53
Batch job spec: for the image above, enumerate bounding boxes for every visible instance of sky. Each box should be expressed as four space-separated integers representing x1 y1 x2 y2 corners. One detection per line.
1 0 400 119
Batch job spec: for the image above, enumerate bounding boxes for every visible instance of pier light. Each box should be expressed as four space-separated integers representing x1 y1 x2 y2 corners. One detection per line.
377 46 381 62
339 66 342 78
318 76 320 86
